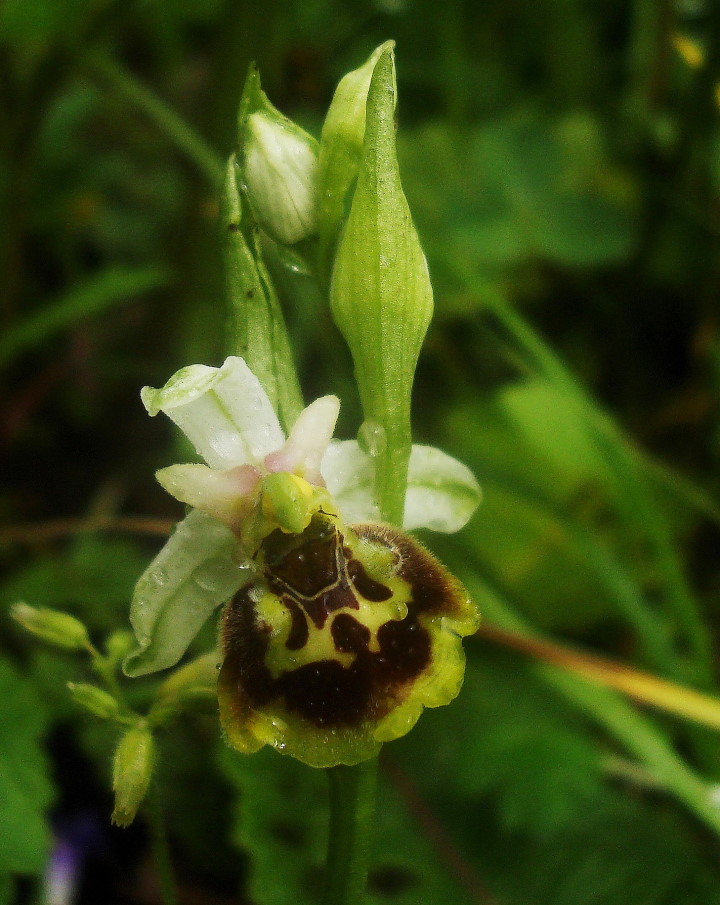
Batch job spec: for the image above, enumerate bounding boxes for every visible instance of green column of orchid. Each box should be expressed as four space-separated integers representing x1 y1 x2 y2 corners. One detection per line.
329 46 434 526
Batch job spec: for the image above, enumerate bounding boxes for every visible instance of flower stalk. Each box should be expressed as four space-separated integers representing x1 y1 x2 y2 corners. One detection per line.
323 760 379 905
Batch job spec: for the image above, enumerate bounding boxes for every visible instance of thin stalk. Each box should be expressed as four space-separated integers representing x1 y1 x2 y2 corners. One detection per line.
85 53 224 187
479 624 720 735
147 783 178 905
323 759 378 905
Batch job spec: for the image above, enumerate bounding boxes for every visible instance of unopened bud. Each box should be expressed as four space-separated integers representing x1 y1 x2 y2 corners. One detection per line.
11 603 90 651
112 726 155 827
244 111 318 245
68 682 120 720
329 46 433 524
105 630 135 666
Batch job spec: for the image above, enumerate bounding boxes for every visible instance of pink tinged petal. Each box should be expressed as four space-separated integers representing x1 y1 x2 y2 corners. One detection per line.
141 357 284 470
265 395 340 484
155 464 261 531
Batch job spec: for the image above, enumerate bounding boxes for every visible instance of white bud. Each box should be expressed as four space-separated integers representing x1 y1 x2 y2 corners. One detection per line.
244 112 318 245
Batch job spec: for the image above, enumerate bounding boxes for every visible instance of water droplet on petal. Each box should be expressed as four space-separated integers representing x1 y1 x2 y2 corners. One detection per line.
358 421 386 457
150 568 168 586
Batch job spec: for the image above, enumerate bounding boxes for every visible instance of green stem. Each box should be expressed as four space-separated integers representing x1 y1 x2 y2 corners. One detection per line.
147 783 178 905
85 53 224 187
323 758 378 905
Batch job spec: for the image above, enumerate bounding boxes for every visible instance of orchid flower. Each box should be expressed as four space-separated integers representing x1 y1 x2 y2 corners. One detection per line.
125 356 480 682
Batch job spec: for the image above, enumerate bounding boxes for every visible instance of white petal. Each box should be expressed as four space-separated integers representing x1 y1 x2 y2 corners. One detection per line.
155 463 261 531
405 445 481 533
141 357 284 469
245 113 319 245
124 509 254 676
321 440 380 523
265 395 340 484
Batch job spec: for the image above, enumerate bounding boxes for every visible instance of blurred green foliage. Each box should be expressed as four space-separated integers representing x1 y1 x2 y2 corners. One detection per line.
3 0 720 903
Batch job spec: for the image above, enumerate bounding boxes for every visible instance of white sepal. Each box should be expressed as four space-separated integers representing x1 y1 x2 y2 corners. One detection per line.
321 440 481 532
405 445 481 533
141 357 285 470
124 509 254 676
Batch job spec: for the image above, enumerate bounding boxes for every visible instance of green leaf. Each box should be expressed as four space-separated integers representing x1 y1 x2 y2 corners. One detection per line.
400 113 637 288
525 795 720 905
330 45 433 524
2 536 152 636
0 658 53 875
399 650 603 839
0 266 171 370
218 745 470 905
0 873 11 905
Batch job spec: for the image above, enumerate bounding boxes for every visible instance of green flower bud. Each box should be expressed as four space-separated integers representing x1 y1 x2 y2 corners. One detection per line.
218 510 479 768
317 41 393 281
112 726 155 828
105 630 136 666
329 46 433 524
244 112 319 245
11 603 91 651
67 682 120 720
148 652 219 726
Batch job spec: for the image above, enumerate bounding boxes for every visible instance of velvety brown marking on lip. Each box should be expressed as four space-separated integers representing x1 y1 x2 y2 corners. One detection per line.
221 586 275 707
221 524 438 732
354 524 461 617
374 617 431 682
279 659 372 727
301 581 358 629
263 517 340 598
346 557 393 602
331 613 371 654
282 595 309 650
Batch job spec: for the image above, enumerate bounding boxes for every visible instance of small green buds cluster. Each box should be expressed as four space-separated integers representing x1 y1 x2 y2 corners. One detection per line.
11 603 91 651
67 682 121 720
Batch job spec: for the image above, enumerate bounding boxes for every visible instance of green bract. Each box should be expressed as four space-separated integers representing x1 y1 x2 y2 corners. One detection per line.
11 603 90 651
317 41 393 282
221 164 303 431
329 46 434 525
124 358 480 691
